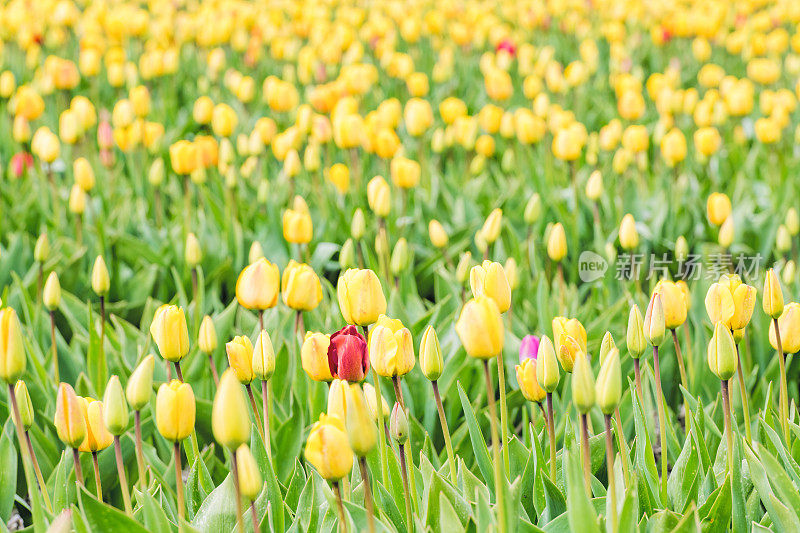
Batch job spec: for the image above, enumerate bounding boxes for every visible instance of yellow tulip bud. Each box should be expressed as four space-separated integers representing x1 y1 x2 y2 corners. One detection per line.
337 269 387 326
595 348 621 415
211 103 237 137
644 293 666 347
524 194 541 224
76 397 113 453
43 272 61 311
282 261 323 311
73 157 95 192
252 330 276 381
708 322 737 381
155 380 195 442
390 403 409 444
68 184 86 215
235 444 262 501
428 220 448 249
248 241 264 264
571 350 595 414
149 305 190 362
705 282 735 327
585 170 603 201
148 158 165 186
198 316 217 355
91 255 110 296
763 268 784 319
390 156 420 189
368 315 415 378
619 214 639 250
345 384 377 456
236 259 280 311
599 331 616 364
367 176 391 217
34 234 49 264
786 208 800 236
0 308 26 384
419 326 443 381
769 302 800 354
126 354 154 411
706 192 731 226
516 358 546 403
552 317 588 364
455 296 504 359
102 375 128 435
212 369 251 449
547 223 567 262
718 216 734 248
675 236 689 262
469 261 511 313
327 163 350 194
226 335 254 384
626 305 646 358
304 414 353 480
654 279 688 329
14 380 34 429
55 383 86 448
536 335 560 392
185 233 202 268
301 332 333 382
481 208 503 244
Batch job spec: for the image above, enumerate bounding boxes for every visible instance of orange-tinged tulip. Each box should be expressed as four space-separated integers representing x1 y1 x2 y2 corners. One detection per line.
54 383 86 448
301 332 333 382
226 335 255 384
77 398 113 453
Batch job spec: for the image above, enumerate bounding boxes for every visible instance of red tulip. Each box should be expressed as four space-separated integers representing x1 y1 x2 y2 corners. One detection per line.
327 325 368 382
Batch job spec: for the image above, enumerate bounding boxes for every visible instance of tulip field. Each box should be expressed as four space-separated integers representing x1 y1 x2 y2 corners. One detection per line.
5 0 800 532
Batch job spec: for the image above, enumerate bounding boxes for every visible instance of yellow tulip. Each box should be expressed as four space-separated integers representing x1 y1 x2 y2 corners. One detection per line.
301 332 333 382
654 280 688 329
226 336 254 384
469 261 511 313
212 369 251 449
337 269 387 326
281 261 323 311
516 358 545 403
149 305 190 362
236 259 280 311
78 397 113 453
54 383 86 448
547 223 567 262
367 176 391 217
304 414 354 481
769 303 800 354
368 316 415 378
282 199 313 244
455 295 504 359
155 380 195 442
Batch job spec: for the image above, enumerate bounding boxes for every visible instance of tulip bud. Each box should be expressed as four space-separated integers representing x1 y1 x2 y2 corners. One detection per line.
14 380 34 429
455 296 504 359
783 261 796 286
675 236 689 262
707 322 737 381
351 209 366 240
304 414 353 480
524 194 541 224
390 238 410 276
718 216 734 248
252 330 276 381
68 184 86 215
54 383 86 448
235 444 262 501
367 176 391 217
516 358 546 403
0 308 26 383
369 316 415 378
599 331 616 364
339 239 357 270
148 158 165 186
706 192 731 226
156 380 195 442
481 208 503 244
390 403 409 444
470 261 512 313
428 220 448 249
91 256 110 296
328 325 369 382
363 383 390 421
776 225 792 253
786 208 800 236
103 375 129 435
198 316 217 354
73 157 95 192
536 335 560 392
337 269 387 326
456 252 472 283
212 369 251 449
644 294 666 347
585 170 603 201
43 272 61 311
236 259 280 311
763 268 784 319
345 384 377 456
126 354 155 411
301 332 333 382
281 261 323 311
705 282 735 326
34 234 49 263
226 336 255 384
547 222 567 262
626 304 646 358
619 214 639 250
571 350 595 414
150 305 190 362
595 348 621 415
654 279 688 329
185 233 202 268
248 241 264 264
419 326 443 381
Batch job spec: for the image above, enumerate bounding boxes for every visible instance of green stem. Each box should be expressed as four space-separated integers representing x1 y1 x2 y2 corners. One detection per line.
392 376 418 511
613 407 630 487
671 328 690 434
774 317 790 446
483 360 507 533
398 443 414 532
261 380 272 462
174 443 185 531
604 415 617 531
546 392 557 482
359 457 376 533
721 380 733 476
735 344 752 445
231 447 245 533
51 311 59 384
25 430 52 512
245 384 265 442
114 436 133 515
92 451 102 499
364 326 389 486
653 346 668 499
332 481 348 533
9 384 51 515
135 411 147 490
580 414 591 496
432 381 458 485
73 448 83 486
496 349 510 475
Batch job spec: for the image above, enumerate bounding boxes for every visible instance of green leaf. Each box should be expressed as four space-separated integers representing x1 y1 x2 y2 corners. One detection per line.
564 445 600 533
0 425 18 522
457 382 494 494
133 488 172 533
79 487 150 533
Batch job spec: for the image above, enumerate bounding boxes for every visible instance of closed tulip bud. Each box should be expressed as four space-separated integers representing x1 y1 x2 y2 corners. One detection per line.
783 261 796 286
13 115 31 144
475 230 488 256
211 103 237 137
155 380 195 442
585 170 603 201
149 305 190 362
90 255 110 296
390 156 420 189
302 332 333 382
504 258 519 291
516 358 546 403
0 308 26 383
595 348 621 414
248 242 264 264
350 209 366 240
718 216 734 248
455 296 504 359
705 281 734 326
212 370 251 449
706 192 731 226
304 414 353 480
367 176 391 217
776 225 792 253
43 272 61 311
148 158 165 187
327 326 369 382
73 157 95 191
547 223 567 262
126 354 154 410
535 335 560 392
252 330 275 381
337 269 387 326
456 252 473 283
345 384 377 456
654 279 688 329
34 234 49 263
786 208 800 236
707 322 737 381
196 316 217 355
619 214 639 250
363 383 390 421
390 238 410 276
235 444 262 501
68 184 86 215
644 294 666 347
571 349 595 414
470 261 511 313
552 317 588 363
55 383 86 448
626 305 646 358
428 220 448 249
226 336 254 384
281 261 323 311
283 199 313 244
481 208 503 244
419 326 443 381
74 397 112 453
599 331 616 364
339 239 357 270
524 194 541 224
103 375 128 435
185 233 202 268
236 259 280 310
675 236 689 262
390 403 409 444
14 380 34 429
763 268 784 319
368 316 415 378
